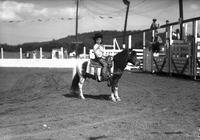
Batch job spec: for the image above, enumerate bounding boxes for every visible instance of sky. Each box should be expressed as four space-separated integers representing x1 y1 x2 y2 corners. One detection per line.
0 0 200 45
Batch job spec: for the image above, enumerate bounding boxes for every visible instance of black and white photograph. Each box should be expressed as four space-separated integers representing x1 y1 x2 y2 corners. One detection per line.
0 0 200 139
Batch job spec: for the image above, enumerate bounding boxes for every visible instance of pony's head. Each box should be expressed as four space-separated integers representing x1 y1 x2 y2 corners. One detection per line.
127 49 141 66
113 49 141 71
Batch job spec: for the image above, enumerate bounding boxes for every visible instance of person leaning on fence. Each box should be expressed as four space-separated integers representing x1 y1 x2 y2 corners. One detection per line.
93 33 109 80
150 18 161 53
152 32 163 53
165 20 170 40
165 20 170 49
172 29 180 40
150 18 159 43
150 18 159 31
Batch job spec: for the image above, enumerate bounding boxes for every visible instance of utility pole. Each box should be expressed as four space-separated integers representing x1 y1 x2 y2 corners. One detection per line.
179 0 183 40
74 0 81 57
75 0 79 42
122 0 130 48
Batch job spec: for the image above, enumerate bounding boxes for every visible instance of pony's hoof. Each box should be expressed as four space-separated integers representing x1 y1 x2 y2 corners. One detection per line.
109 96 116 102
116 97 121 101
79 95 85 100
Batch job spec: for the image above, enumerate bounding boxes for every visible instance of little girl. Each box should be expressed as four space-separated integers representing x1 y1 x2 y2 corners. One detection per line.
93 33 109 80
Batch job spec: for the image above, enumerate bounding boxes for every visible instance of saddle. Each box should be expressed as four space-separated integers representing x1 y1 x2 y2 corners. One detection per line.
86 56 113 82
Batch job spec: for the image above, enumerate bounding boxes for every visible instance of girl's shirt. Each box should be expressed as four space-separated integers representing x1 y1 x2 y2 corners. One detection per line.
93 43 104 58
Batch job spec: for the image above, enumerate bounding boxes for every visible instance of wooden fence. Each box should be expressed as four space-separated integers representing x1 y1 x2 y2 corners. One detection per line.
140 16 200 79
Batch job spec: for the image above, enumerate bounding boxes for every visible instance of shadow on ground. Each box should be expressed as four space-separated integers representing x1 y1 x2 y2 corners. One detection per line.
63 93 110 101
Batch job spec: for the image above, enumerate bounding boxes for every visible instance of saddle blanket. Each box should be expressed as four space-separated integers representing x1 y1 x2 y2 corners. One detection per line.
86 59 114 81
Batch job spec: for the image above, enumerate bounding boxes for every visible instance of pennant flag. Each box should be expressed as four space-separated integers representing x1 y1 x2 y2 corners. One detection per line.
123 0 130 5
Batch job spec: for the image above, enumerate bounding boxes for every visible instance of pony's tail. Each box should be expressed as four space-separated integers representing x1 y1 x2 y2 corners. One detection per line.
70 66 80 94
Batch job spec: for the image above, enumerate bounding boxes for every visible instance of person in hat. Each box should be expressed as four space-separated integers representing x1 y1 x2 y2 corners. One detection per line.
93 33 109 80
150 18 159 31
165 20 170 39
150 18 159 48
152 32 163 53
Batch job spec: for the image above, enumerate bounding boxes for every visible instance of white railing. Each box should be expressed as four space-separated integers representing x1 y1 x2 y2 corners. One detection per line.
89 49 122 59
0 36 144 69
0 50 143 68
0 58 88 68
133 49 143 60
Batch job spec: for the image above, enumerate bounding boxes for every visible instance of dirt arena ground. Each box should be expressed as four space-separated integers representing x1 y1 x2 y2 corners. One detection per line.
0 68 199 140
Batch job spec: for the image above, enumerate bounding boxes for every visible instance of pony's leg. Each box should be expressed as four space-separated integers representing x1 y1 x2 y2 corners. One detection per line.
113 87 121 101
78 77 85 99
110 93 116 102
110 86 116 102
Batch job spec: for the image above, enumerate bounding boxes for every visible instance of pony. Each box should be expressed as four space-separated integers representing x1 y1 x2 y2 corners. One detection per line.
70 48 140 102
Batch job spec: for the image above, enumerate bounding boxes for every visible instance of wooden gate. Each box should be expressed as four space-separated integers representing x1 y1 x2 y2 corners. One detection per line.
170 40 192 75
141 17 200 79
152 43 170 73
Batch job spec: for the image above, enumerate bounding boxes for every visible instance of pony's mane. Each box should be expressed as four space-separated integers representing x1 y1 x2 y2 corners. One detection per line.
113 49 129 70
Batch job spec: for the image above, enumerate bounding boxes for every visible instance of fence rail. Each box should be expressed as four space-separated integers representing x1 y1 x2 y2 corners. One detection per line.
0 59 87 68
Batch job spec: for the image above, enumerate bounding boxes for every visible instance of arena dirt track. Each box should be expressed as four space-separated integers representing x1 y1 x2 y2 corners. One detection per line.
0 68 200 140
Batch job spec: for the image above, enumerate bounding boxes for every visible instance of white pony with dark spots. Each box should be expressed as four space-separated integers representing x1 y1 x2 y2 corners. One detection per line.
71 48 140 102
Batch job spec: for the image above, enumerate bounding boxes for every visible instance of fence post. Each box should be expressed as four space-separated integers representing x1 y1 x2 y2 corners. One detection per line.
151 30 154 73
113 38 115 50
20 48 22 59
143 32 146 71
183 23 188 41
169 25 173 45
1 48 3 59
40 47 42 59
128 35 132 49
122 44 126 49
193 20 198 79
165 24 170 74
61 47 64 59
83 46 86 58
169 25 173 75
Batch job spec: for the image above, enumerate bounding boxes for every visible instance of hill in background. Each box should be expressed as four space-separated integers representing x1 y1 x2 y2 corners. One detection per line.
0 30 153 55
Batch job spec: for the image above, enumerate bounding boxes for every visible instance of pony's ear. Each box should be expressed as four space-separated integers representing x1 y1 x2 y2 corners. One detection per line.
128 48 133 54
128 48 133 52
129 50 137 56
128 49 132 56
